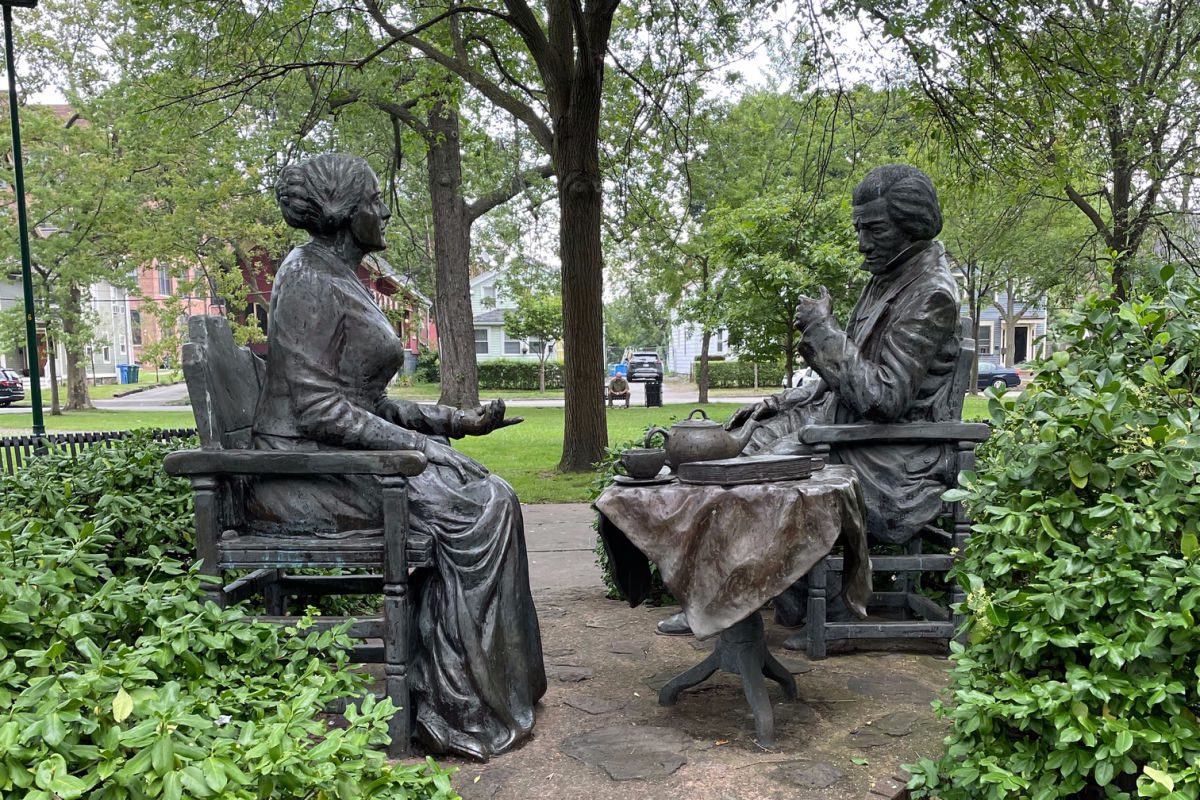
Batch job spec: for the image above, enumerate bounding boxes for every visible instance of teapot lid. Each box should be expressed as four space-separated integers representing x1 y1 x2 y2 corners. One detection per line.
674 408 721 427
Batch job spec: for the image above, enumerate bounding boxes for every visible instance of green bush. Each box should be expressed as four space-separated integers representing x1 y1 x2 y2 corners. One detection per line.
907 276 1200 800
1 432 198 568
700 360 786 388
477 359 563 390
415 346 440 384
0 434 459 799
591 429 674 606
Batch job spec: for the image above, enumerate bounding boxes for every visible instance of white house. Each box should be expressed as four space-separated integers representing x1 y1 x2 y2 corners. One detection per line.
665 322 733 377
470 268 559 362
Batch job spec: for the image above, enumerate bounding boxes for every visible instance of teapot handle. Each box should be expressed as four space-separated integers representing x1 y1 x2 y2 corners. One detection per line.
688 408 709 420
644 426 670 448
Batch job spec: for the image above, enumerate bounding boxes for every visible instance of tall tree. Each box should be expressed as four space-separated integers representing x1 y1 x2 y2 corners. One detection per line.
707 193 860 381
840 0 1200 299
128 4 556 410
0 105 133 413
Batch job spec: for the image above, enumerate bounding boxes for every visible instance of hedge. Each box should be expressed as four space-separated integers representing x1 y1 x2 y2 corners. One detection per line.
478 359 564 390
697 360 786 388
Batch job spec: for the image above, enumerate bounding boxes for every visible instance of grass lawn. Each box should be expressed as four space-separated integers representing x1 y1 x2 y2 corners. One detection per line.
0 409 197 432
0 396 995 502
388 383 565 402
456 403 742 502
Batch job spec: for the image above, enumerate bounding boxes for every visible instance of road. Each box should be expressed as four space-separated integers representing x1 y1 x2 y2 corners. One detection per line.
1 379 770 414
0 381 191 415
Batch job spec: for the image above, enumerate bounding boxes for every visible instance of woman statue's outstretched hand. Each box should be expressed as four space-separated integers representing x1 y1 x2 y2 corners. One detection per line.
459 399 524 436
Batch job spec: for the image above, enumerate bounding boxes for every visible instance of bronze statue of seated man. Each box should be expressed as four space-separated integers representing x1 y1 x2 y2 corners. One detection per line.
658 164 962 636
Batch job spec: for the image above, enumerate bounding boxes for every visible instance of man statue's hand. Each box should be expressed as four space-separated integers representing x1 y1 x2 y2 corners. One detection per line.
793 286 833 332
724 396 780 430
458 399 524 436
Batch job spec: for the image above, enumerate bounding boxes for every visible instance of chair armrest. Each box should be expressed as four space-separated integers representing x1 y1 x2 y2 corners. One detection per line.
164 449 428 477
798 422 990 445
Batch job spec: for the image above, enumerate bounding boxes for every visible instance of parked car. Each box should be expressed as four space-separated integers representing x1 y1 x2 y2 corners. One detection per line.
977 363 1021 392
626 351 663 383
0 369 24 407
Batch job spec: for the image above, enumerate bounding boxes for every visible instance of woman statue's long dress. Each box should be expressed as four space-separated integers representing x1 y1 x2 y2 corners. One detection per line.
245 153 545 760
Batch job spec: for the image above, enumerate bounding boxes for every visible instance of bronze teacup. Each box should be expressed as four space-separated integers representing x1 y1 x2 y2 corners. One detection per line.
618 447 669 479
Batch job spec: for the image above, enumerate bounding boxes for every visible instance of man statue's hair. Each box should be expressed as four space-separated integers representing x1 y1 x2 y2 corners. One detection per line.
852 164 943 241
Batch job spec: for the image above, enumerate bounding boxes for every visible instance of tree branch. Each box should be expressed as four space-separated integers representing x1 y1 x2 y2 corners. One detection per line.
466 161 555 222
1064 182 1114 246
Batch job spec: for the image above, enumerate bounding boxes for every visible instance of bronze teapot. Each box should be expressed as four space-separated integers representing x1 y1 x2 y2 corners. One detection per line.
644 409 759 470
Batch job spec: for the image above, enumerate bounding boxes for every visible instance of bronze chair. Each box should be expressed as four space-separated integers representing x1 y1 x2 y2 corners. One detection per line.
163 315 430 755
802 317 990 658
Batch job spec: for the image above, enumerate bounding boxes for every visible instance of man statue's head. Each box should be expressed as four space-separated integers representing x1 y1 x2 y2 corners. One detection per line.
851 165 942 275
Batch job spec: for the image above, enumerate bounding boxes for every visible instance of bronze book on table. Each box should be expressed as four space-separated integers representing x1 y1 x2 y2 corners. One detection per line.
677 454 825 486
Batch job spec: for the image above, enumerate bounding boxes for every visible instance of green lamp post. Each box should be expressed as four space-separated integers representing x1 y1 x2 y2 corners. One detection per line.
2 0 45 438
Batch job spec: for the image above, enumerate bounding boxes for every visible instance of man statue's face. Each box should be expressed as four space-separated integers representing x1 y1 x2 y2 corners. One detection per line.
851 198 913 275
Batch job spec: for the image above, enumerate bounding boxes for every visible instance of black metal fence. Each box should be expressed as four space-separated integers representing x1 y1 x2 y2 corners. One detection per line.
0 429 196 476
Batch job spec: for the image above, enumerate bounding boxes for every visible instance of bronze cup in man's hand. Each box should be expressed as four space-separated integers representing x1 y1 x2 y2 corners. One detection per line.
618 447 669 479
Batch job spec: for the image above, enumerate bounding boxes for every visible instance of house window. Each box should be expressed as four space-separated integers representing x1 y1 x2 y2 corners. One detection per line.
503 332 522 355
130 310 142 345
715 330 727 354
528 339 548 355
118 334 127 356
101 345 111 362
475 328 489 355
977 322 994 356
157 266 172 295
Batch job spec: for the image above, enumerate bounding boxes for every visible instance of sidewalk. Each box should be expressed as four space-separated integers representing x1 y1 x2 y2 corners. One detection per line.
427 503 947 800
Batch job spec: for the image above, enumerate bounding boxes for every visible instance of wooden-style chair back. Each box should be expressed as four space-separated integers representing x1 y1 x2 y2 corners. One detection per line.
182 315 266 451
947 316 975 420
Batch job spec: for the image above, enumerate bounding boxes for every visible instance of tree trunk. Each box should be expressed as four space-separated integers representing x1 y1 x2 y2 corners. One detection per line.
969 301 982 396
538 353 547 393
968 269 982 395
47 337 61 416
555 81 608 472
426 101 480 411
697 329 711 404
63 284 94 411
784 324 796 387
1003 279 1017 368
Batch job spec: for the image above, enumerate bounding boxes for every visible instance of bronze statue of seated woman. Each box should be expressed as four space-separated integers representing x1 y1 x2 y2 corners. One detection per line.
247 152 545 760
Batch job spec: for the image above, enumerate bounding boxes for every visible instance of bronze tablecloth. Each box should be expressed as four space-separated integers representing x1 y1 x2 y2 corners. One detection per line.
594 465 871 639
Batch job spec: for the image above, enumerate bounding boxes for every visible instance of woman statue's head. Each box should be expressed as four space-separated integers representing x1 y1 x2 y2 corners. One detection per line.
276 154 390 252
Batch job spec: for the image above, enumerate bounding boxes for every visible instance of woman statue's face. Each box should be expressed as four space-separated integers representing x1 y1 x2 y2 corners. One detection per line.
350 174 391 252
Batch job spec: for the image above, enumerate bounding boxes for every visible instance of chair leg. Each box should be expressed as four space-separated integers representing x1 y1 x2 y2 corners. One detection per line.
264 570 286 615
806 558 828 660
191 476 227 608
382 477 413 757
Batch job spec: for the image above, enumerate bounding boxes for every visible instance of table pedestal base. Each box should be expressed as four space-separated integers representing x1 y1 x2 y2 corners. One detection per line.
658 612 797 747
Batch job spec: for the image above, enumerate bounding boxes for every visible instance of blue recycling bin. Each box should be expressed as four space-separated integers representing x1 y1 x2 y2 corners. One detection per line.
117 364 132 384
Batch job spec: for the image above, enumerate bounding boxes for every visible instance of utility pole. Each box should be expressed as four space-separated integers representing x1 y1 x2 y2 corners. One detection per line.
3 0 45 438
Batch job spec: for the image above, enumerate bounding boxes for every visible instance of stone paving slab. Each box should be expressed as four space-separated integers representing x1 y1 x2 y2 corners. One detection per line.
422 587 947 800
365 503 944 799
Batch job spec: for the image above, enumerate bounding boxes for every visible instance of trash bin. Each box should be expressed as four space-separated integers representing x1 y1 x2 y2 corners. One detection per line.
645 380 662 408
127 364 140 383
116 364 131 384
